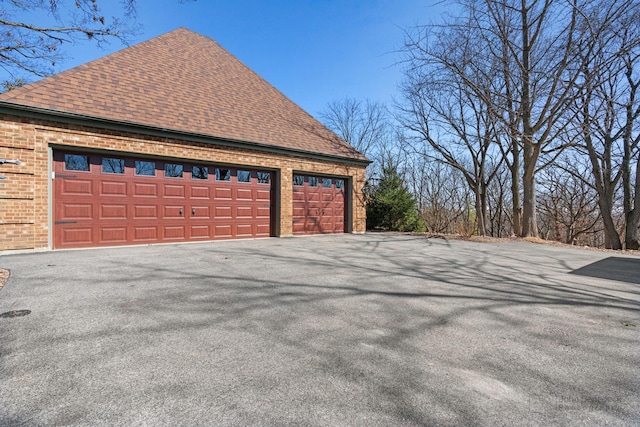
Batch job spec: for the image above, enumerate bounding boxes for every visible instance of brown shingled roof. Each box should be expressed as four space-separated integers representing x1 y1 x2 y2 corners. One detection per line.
0 28 367 162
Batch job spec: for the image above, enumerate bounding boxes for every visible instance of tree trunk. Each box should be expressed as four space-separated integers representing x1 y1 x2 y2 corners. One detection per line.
599 196 623 249
623 62 639 250
521 142 539 237
519 2 537 238
511 140 522 236
475 186 488 236
625 154 640 250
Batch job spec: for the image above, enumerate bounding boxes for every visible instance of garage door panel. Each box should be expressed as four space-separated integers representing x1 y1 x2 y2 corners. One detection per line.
190 225 211 238
133 226 158 241
191 186 210 198
191 206 211 218
236 223 253 237
100 181 127 196
100 227 127 243
61 227 93 245
215 187 232 199
61 179 93 195
134 205 159 219
256 189 271 200
164 226 186 239
256 223 271 236
164 184 185 198
133 182 158 197
100 204 127 219
322 193 334 202
214 224 232 238
164 205 185 219
307 192 320 202
292 220 308 232
215 206 232 218
62 203 93 219
256 206 271 217
236 188 253 200
236 206 253 218
54 151 272 248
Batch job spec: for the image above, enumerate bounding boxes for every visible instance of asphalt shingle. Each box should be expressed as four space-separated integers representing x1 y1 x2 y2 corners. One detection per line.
0 28 366 162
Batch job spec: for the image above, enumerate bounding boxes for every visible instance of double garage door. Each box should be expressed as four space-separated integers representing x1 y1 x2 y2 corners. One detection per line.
53 151 348 249
53 151 273 249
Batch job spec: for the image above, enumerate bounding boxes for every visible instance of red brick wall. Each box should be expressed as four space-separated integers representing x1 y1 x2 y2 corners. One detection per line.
0 115 367 250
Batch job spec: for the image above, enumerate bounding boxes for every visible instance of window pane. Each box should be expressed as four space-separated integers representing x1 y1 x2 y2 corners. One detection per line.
238 170 251 183
102 157 125 174
335 179 344 189
65 154 89 171
257 172 270 184
165 163 183 178
309 177 318 187
135 160 155 176
322 178 332 188
192 166 208 180
293 175 304 186
216 168 230 181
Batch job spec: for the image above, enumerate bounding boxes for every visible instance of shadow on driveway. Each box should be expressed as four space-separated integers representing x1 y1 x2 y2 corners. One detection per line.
570 257 640 285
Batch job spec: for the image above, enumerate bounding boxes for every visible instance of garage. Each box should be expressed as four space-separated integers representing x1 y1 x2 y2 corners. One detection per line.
0 28 369 251
292 174 346 235
53 151 273 248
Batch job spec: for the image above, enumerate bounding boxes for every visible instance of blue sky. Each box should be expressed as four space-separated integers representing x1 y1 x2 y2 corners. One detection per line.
29 1 446 118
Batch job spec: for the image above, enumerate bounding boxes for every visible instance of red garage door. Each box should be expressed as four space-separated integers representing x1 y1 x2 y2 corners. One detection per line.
53 151 273 249
292 174 345 235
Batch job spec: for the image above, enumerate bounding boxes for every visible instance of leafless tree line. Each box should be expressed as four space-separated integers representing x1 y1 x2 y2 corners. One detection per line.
323 0 639 249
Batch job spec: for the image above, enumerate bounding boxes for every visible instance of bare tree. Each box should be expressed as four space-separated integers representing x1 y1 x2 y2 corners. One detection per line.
0 1 145 85
398 14 504 236
401 0 636 242
319 97 396 183
537 162 601 245
408 160 470 234
319 98 389 158
486 165 513 237
568 0 640 249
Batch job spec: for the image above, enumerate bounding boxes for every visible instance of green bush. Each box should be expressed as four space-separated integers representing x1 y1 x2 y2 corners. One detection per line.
366 166 425 232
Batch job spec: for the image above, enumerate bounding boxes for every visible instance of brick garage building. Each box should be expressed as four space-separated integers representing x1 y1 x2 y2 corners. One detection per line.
0 28 369 250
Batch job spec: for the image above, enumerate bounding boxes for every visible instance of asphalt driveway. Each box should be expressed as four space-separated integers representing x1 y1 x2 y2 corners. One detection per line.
1 234 639 426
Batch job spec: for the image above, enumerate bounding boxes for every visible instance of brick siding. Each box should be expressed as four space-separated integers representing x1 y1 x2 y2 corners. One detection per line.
0 115 367 250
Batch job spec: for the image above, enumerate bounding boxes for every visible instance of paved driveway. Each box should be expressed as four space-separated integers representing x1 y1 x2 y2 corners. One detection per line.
1 234 639 426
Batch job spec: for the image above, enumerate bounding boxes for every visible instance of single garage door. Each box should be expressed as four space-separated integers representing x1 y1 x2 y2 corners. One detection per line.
53 151 273 249
292 174 346 235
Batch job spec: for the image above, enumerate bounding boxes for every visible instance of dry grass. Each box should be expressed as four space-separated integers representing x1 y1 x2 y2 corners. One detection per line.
408 232 640 256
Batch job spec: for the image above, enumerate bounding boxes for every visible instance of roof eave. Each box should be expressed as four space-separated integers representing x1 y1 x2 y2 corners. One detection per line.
0 101 372 166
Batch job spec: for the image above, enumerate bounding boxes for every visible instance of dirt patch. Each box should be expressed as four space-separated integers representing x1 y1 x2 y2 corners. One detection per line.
0 269 9 290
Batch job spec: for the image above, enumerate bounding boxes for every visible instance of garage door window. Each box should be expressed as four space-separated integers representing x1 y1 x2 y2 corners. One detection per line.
309 177 318 187
165 163 183 178
322 178 332 187
216 168 231 181
65 154 90 171
257 172 270 184
238 170 251 183
135 160 155 176
293 175 304 186
102 158 125 174
192 166 208 180
335 179 344 189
